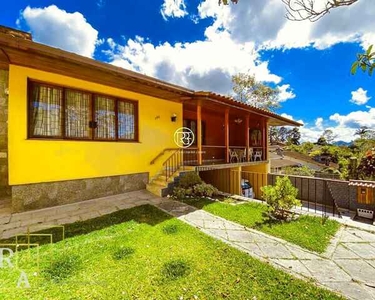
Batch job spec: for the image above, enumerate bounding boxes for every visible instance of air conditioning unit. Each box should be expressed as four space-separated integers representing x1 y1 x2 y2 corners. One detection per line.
357 208 374 219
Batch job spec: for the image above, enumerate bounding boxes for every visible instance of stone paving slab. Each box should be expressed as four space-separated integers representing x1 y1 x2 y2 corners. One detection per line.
156 199 375 300
0 190 161 239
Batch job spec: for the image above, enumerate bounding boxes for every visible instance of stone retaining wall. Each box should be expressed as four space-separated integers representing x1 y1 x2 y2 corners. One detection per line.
0 70 9 197
12 173 149 212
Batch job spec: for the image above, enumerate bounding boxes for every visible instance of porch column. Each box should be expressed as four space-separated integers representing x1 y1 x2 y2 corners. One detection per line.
265 120 269 161
262 119 267 161
225 109 229 163
197 103 202 165
245 115 250 162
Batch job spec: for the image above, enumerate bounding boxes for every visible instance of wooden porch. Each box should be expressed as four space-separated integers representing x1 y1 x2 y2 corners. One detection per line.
182 96 269 167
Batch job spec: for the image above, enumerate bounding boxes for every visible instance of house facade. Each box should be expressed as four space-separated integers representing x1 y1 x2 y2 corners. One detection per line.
0 26 300 212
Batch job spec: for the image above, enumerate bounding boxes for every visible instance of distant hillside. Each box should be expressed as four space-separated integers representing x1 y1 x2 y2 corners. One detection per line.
333 141 353 146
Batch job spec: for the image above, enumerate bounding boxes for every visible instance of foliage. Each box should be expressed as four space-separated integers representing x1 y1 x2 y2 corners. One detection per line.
287 127 301 145
284 165 315 177
178 172 202 189
184 198 340 253
286 142 314 155
112 247 135 260
352 45 375 76
261 176 300 219
270 126 301 145
42 255 82 282
193 183 219 198
316 136 327 146
232 73 280 111
172 173 218 199
316 130 337 146
357 148 375 180
162 259 190 280
172 186 193 199
162 224 179 234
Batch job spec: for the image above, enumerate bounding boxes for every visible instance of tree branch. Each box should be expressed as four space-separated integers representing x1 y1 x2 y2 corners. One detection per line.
281 0 359 22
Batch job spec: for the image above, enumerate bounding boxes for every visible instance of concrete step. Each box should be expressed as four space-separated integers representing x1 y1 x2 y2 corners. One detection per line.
146 183 168 197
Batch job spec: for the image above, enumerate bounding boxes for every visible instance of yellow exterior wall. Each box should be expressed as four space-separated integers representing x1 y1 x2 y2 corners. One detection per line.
242 162 270 174
8 65 183 185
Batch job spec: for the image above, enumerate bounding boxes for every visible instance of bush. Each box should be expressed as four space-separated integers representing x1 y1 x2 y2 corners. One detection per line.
193 183 219 198
178 172 202 189
172 187 193 199
261 176 300 220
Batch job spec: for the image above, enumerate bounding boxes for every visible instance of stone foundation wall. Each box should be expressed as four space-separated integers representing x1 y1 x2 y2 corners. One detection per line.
12 173 149 213
0 70 9 197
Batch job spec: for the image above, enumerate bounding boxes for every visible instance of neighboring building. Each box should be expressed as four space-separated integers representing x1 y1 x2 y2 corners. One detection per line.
0 26 300 212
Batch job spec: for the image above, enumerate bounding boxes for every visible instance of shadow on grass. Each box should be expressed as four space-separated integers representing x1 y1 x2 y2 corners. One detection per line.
181 198 217 209
1 204 172 249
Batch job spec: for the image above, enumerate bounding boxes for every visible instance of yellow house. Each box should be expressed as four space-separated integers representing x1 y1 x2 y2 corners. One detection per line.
0 26 300 212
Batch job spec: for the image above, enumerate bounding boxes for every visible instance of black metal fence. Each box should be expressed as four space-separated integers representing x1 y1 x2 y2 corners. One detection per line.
268 174 341 217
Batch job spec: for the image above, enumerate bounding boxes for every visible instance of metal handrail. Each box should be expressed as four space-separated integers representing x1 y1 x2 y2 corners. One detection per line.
150 148 180 165
162 149 185 182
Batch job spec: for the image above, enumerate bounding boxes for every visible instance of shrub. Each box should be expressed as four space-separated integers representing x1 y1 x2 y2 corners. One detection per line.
172 187 193 199
112 247 135 260
193 183 219 198
162 259 190 280
261 176 300 220
178 172 202 189
43 255 81 282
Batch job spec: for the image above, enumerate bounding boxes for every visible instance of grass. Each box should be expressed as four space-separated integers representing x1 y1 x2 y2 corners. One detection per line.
0 205 342 299
183 198 341 253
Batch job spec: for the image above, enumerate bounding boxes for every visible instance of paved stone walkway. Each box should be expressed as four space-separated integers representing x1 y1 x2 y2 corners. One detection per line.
156 199 375 300
0 190 162 240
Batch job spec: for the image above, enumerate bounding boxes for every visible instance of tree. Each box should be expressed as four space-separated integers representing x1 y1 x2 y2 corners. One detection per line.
357 148 375 180
269 127 279 144
261 176 300 220
322 129 337 144
317 136 327 146
287 127 301 145
278 127 289 143
232 73 280 111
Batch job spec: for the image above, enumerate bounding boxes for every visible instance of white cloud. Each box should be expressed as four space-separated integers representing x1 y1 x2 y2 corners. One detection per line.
19 5 99 58
160 0 188 21
330 107 375 128
350 87 371 105
106 31 282 94
197 0 375 51
315 117 323 130
286 106 375 143
277 84 295 102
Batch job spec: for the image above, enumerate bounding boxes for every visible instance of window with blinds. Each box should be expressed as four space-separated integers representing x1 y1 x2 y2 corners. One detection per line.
29 83 63 137
65 89 92 139
28 81 138 142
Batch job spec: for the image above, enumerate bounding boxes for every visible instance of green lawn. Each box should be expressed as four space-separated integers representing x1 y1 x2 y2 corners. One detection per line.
183 198 341 253
0 205 342 299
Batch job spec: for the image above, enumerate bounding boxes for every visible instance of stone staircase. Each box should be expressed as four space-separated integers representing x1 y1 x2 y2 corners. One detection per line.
147 167 195 197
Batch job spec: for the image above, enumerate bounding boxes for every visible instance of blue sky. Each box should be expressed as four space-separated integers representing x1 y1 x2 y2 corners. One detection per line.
1 0 375 142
